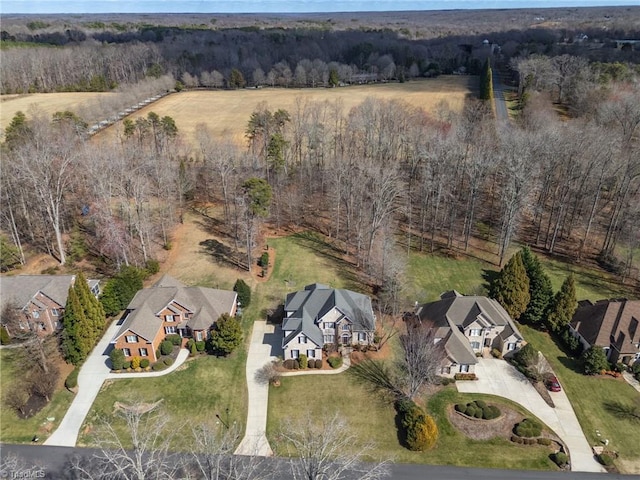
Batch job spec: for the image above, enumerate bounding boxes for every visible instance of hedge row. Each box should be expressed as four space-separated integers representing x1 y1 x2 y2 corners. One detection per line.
283 358 323 369
514 418 542 438
454 372 477 381
454 400 501 420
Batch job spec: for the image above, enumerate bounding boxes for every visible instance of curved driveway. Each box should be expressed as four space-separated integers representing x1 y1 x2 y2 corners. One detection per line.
456 358 605 473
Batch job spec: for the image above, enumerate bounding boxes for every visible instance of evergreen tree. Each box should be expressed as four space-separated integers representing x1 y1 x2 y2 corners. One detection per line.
61 287 92 365
99 266 145 316
209 313 243 356
479 58 493 101
329 68 339 87
581 346 610 375
546 274 578 333
229 68 246 89
74 271 106 342
490 251 530 321
233 279 251 307
520 247 554 327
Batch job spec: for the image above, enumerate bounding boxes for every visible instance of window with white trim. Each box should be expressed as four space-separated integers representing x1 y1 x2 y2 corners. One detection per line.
196 331 203 341
323 322 335 329
471 341 481 349
460 364 470 373
507 343 517 351
323 334 334 343
165 326 176 334
470 328 481 336
291 349 299 359
32 311 40 319
341 324 350 331
139 348 148 357
52 309 60 317
165 314 174 322
126 335 138 343
298 335 307 344
358 332 367 342
307 349 316 358
123 348 131 357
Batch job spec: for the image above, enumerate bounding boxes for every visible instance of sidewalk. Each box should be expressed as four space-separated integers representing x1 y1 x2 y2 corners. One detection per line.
622 371 640 393
45 321 189 447
235 320 277 456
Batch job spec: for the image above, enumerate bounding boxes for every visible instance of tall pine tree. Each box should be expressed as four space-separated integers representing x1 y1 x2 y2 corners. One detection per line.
490 251 530 321
479 58 493 101
61 287 92 365
546 274 578 332
520 247 553 327
74 271 105 341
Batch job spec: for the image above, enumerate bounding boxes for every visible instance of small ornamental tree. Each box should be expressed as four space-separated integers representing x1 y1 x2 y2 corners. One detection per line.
520 246 553 327
546 274 578 332
490 251 530 321
581 346 610 375
209 313 243 356
233 279 251 307
396 398 438 451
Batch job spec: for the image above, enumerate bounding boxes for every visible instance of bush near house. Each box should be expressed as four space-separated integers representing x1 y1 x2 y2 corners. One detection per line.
109 348 125 370
454 373 477 380
327 356 343 369
140 358 150 368
160 340 173 356
514 418 542 438
166 334 182 346
299 354 308 369
233 279 251 307
65 368 79 389
581 346 610 375
196 341 206 352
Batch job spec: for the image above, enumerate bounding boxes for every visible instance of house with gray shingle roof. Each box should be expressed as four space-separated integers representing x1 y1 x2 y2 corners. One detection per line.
282 284 375 361
412 290 524 376
0 275 99 336
111 274 237 362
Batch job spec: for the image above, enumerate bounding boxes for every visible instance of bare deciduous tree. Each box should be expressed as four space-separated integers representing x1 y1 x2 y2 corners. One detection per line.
280 413 390 480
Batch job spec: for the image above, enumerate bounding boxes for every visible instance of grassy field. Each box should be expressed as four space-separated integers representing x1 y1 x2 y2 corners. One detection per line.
267 375 558 470
0 349 75 443
520 325 640 471
98 76 473 146
78 351 247 449
0 92 113 130
406 247 633 305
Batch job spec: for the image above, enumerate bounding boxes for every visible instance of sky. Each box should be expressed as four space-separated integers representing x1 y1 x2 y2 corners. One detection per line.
2 0 640 14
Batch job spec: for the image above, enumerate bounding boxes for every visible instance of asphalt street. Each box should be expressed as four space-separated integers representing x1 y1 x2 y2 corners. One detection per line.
1 444 637 480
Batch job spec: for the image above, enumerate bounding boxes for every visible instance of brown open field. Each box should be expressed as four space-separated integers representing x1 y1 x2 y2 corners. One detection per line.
0 92 113 130
100 76 474 146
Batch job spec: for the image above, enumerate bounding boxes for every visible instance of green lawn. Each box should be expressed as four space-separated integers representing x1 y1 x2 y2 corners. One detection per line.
521 325 640 463
0 349 75 443
78 351 247 448
406 249 633 305
267 375 558 470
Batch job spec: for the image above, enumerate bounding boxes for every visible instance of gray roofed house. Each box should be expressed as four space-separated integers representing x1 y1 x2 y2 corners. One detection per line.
412 291 525 376
281 284 375 362
0 275 100 336
111 274 237 362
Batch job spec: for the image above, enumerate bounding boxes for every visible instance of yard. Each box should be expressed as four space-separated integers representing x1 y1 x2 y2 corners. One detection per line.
521 325 640 473
266 375 559 470
78 351 248 449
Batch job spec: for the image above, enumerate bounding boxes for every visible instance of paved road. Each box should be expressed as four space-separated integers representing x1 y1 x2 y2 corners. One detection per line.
457 358 605 473
234 320 277 456
493 71 509 124
2 444 634 480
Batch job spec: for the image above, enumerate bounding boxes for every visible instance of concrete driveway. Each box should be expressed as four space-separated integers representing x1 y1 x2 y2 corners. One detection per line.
456 358 605 473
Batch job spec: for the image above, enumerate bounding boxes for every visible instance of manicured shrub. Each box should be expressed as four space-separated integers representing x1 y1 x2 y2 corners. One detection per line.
166 334 182 346
551 452 569 467
396 398 438 451
160 340 173 355
537 437 552 446
465 405 477 417
455 404 465 413
109 348 125 370
483 405 501 420
581 346 610 375
511 435 523 444
473 408 483 419
490 348 502 359
283 359 295 369
259 252 269 268
164 357 174 366
156 348 161 359
131 356 141 370
123 361 131 369
293 359 300 369
598 453 614 466
515 418 542 438
152 362 167 371
195 340 206 352
65 368 79 389
189 340 197 356
475 400 487 409
140 358 150 368
327 356 343 369
454 373 477 381
233 279 251 307
145 259 160 275
299 354 308 369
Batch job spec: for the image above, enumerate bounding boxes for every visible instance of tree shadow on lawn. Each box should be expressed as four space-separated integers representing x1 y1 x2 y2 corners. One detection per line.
199 238 247 271
557 355 583 375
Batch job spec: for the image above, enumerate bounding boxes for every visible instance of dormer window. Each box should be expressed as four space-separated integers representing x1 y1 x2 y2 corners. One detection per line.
341 324 350 331
470 328 482 336
166 314 174 322
126 335 138 343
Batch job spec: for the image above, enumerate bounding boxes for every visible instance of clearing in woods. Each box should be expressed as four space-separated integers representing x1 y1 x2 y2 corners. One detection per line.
97 76 474 145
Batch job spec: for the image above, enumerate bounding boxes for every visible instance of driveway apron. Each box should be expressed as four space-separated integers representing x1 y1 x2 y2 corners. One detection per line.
456 358 605 473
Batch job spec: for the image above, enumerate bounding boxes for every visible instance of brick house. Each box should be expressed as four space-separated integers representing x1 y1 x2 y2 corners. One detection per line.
111 274 237 362
0 275 100 336
570 299 640 365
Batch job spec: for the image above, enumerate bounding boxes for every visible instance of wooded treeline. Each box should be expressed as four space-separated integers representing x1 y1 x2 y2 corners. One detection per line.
2 17 639 94
2 68 638 290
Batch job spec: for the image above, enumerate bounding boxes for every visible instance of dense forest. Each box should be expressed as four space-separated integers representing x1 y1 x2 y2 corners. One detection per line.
1 9 639 296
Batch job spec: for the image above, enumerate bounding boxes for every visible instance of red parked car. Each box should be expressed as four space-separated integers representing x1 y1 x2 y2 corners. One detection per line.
546 376 561 392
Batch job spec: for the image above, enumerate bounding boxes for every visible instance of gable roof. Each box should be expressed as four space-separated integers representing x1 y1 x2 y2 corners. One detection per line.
0 275 76 311
282 284 374 349
112 277 237 342
571 299 640 354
